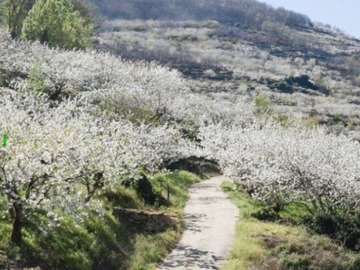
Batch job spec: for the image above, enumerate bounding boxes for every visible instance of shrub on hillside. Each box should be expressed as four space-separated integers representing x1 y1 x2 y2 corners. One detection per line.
22 0 93 49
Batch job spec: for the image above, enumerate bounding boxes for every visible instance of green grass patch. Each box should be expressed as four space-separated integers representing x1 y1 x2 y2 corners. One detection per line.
222 181 360 270
151 170 201 210
0 170 201 270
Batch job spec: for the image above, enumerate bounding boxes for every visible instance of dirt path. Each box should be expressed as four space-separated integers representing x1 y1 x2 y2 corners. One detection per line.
158 175 239 270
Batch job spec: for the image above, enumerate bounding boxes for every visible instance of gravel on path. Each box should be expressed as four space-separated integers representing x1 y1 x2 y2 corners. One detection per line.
158 175 239 270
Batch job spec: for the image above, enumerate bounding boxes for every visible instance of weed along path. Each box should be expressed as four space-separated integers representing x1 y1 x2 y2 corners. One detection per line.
159 175 239 270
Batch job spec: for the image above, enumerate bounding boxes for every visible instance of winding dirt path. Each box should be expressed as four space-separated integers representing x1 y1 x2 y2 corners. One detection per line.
158 175 239 270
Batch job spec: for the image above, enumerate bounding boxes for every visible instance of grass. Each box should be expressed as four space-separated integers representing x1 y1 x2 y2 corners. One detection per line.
221 181 360 270
0 170 201 270
151 170 202 210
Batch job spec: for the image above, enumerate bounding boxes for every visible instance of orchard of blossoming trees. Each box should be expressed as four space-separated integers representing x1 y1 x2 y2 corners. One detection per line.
0 31 199 245
0 88 197 244
199 123 360 217
1 26 360 248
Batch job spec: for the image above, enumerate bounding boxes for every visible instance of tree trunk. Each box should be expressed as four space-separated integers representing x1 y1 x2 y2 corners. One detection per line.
11 202 23 246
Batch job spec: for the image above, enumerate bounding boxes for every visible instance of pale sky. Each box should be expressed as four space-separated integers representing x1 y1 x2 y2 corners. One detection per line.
260 0 360 38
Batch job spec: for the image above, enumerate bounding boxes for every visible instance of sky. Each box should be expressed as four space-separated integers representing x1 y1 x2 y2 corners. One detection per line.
259 0 360 38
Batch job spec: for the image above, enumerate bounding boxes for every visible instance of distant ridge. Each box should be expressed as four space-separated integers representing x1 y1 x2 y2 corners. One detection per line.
89 0 312 29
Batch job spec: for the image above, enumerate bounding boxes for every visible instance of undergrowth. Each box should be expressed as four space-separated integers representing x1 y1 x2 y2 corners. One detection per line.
222 181 360 270
0 170 200 270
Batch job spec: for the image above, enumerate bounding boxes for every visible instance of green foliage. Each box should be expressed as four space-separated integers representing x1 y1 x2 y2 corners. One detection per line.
150 170 201 210
104 185 145 209
303 212 360 251
69 0 103 31
25 60 45 93
331 114 346 126
301 117 320 127
253 95 272 116
347 119 356 130
221 182 360 270
279 202 312 224
21 0 93 49
251 207 280 222
3 0 34 38
30 219 94 270
274 238 360 270
128 232 178 270
0 170 200 269
280 253 311 270
133 173 157 205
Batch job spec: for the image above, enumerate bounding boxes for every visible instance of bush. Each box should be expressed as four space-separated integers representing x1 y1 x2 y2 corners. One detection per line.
251 207 280 222
280 253 311 270
25 61 46 94
303 212 360 250
253 95 272 115
22 0 93 49
133 174 157 205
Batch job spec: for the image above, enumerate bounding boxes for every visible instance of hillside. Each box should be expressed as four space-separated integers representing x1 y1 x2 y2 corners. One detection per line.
92 0 360 138
2 1 360 269
89 0 312 29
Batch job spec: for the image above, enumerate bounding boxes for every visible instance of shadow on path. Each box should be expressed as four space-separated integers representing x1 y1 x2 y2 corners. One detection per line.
158 176 238 270
184 213 207 233
162 244 222 269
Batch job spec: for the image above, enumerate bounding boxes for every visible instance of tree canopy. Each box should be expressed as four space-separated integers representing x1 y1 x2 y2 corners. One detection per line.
21 0 93 49
3 0 34 38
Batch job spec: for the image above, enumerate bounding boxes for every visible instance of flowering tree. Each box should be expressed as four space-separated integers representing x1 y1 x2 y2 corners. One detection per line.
0 28 205 249
0 30 190 123
200 122 360 215
0 87 195 245
2 21 360 252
